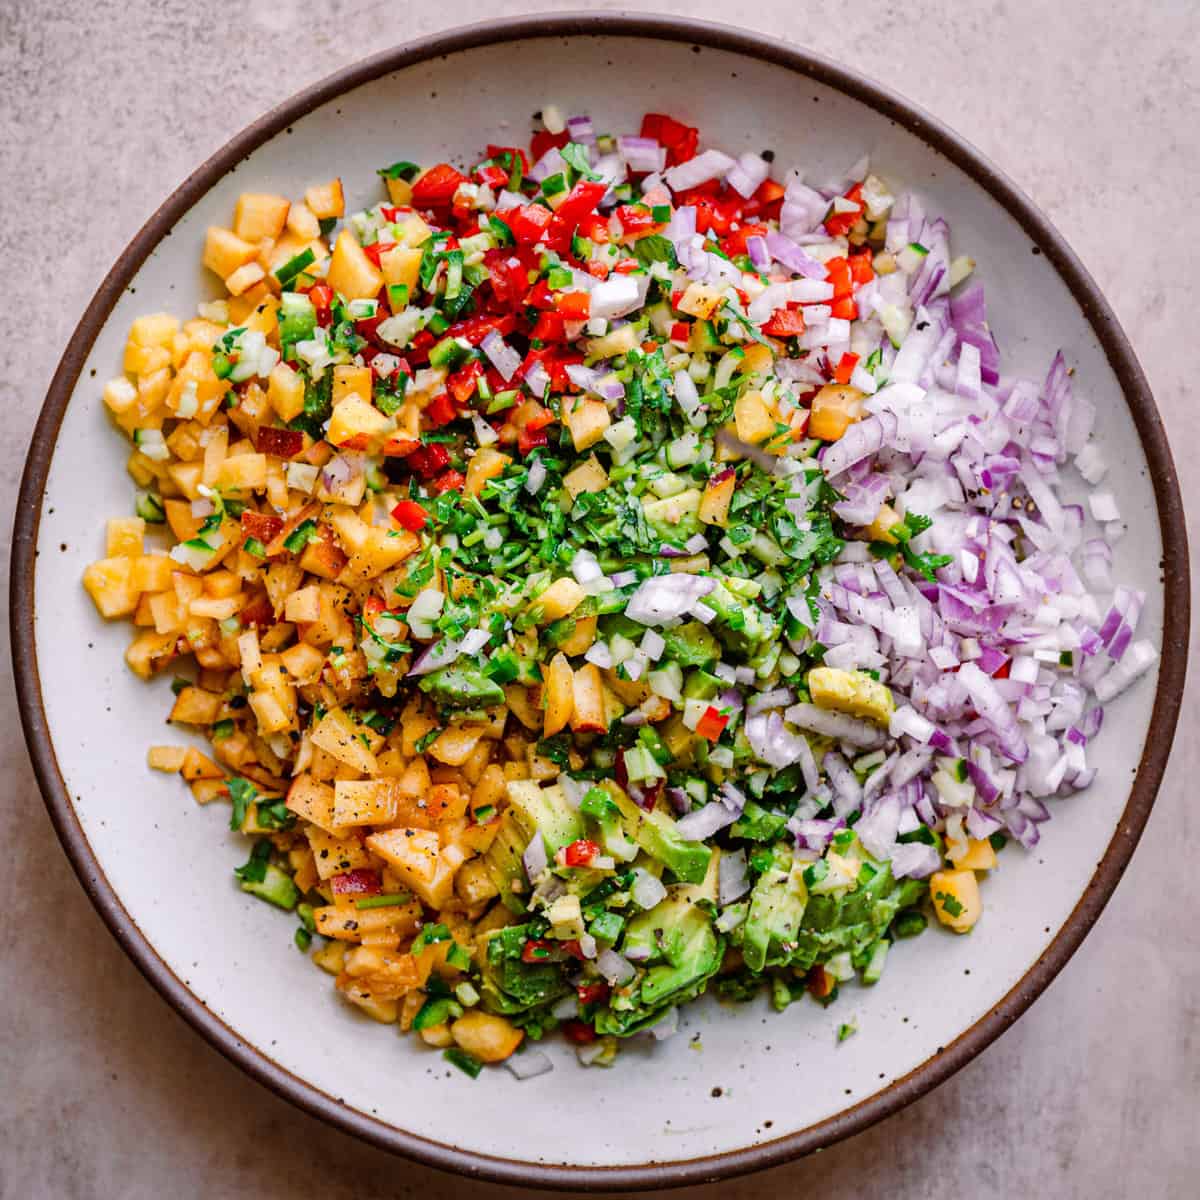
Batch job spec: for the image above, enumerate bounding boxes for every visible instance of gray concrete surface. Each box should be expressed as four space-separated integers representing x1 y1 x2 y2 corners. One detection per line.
1 1 1196 1196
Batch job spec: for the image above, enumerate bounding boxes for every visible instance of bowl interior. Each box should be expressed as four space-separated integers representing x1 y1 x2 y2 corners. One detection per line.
26 27 1168 1180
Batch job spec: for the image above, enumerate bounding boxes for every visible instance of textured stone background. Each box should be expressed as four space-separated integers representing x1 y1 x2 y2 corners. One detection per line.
1 2 1196 1197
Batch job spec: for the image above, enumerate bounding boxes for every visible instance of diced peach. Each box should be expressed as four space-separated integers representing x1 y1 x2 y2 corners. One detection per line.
326 230 383 301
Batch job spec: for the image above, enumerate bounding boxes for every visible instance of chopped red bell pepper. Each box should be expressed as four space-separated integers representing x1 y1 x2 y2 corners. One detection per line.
362 240 396 268
306 283 333 326
563 839 601 868
530 129 571 161
762 307 807 338
474 163 509 190
615 204 658 237
425 391 458 428
721 222 770 258
823 183 865 237
486 145 531 173
447 359 484 404
575 981 609 1006
404 442 451 479
577 214 611 245
554 291 590 319
992 658 1012 680
530 311 567 342
256 426 305 459
849 247 875 285
554 180 609 225
518 427 549 455
639 113 699 166
670 321 691 343
833 352 860 385
830 295 858 320
523 278 555 310
695 706 729 742
561 1019 597 1044
508 203 555 245
743 177 786 221
429 468 465 495
390 499 430 532
521 938 555 964
411 163 466 207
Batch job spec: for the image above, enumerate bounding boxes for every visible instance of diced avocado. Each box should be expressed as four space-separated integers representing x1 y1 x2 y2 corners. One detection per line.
742 843 808 971
604 784 711 884
480 924 571 1013
419 662 505 708
807 666 895 726
240 864 299 910
731 800 789 842
506 781 585 854
682 668 722 701
662 621 721 668
620 889 722 1008
580 787 638 863
482 811 529 914
641 488 702 541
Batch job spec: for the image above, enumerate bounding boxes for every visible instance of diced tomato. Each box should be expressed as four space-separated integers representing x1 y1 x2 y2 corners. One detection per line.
256 426 305 459
429 468 465 495
484 252 529 311
563 839 601 868
690 193 743 237
521 938 555 964
554 291 590 319
639 113 699 166
762 307 807 338
404 442 451 479
446 311 518 347
530 129 570 162
362 240 396 268
670 321 691 343
531 311 567 342
721 221 769 258
561 1019 597 1044
576 982 609 1006
425 391 458 428
611 258 640 275
412 163 466 207
240 510 284 546
831 296 858 320
695 706 729 743
824 183 864 237
447 359 483 404
330 869 381 900
390 499 429 532
833 353 860 385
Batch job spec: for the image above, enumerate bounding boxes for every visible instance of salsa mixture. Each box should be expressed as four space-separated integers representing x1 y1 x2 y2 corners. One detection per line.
83 105 1156 1078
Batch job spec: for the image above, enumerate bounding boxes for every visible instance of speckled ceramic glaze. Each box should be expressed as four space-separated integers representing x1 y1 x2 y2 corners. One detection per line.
11 14 1187 1191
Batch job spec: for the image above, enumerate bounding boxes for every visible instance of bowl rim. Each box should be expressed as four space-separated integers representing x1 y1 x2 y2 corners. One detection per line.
10 11 1189 1191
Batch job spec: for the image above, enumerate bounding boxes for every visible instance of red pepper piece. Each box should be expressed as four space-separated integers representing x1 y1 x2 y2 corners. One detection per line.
576 982 609 1006
429 468 465 494
362 240 396 268
639 113 699 166
695 706 729 743
411 163 466 207
833 353 860 385
508 203 554 245
563 839 601 868
554 291 590 320
762 307 807 338
390 499 429 532
405 443 451 479
823 183 865 237
530 129 570 162
424 392 458 428
521 938 555 964
561 1020 597 1045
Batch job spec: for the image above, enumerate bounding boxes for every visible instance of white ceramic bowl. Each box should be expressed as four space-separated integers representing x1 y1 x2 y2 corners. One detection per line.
12 14 1188 1190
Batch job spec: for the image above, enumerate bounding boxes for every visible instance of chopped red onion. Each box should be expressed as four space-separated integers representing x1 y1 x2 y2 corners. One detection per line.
625 575 715 626
480 330 522 381
597 948 636 986
407 638 461 677
718 849 750 904
631 869 667 911
726 152 770 198
522 831 548 884
616 135 666 174
675 801 738 840
663 149 735 191
506 1050 555 1080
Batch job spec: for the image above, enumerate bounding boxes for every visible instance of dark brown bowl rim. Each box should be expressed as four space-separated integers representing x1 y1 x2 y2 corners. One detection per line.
10 11 1189 1192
